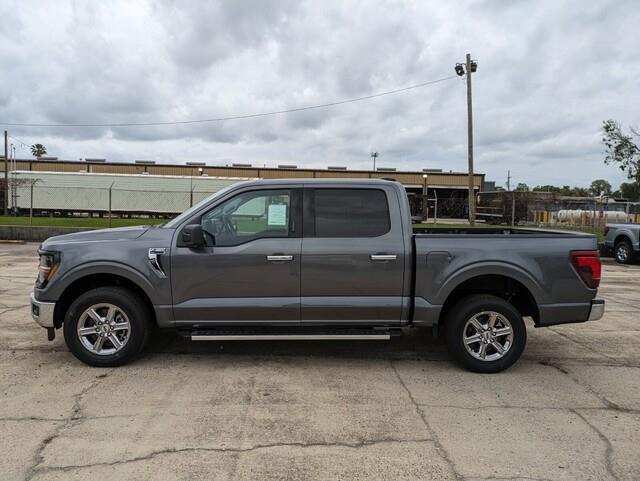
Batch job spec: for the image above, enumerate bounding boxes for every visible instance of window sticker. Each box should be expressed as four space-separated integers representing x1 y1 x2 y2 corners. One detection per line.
267 204 287 226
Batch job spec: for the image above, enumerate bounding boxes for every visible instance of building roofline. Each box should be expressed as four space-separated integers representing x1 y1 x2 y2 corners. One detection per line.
12 158 485 178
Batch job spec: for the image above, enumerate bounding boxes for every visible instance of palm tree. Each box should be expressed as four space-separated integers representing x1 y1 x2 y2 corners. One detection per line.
30 144 47 158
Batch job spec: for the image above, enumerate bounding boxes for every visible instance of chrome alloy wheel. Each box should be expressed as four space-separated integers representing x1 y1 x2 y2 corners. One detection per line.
77 303 131 356
616 244 629 263
462 311 514 362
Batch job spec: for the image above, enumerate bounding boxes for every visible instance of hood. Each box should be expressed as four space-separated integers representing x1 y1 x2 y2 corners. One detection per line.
42 226 150 247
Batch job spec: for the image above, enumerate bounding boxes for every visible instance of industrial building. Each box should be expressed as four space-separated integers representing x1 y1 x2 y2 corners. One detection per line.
8 171 252 215
2 158 485 218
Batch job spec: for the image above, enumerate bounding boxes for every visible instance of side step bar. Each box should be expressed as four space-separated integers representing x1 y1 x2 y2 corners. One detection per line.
189 329 393 341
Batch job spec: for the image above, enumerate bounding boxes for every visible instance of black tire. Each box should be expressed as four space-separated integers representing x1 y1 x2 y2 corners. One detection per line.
63 286 151 367
614 240 633 264
444 294 526 373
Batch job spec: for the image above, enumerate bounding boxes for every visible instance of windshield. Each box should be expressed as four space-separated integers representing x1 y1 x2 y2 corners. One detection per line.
162 184 240 229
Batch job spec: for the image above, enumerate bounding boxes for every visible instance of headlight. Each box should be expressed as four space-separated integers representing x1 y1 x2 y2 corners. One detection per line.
36 251 60 288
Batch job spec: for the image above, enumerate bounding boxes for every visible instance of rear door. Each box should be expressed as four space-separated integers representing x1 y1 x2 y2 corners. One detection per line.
300 185 406 325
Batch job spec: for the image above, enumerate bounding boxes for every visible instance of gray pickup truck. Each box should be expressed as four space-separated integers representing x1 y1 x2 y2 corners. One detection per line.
31 179 604 372
604 223 640 264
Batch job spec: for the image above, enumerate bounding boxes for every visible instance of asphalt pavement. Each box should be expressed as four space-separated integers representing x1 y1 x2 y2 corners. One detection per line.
1 242 638 481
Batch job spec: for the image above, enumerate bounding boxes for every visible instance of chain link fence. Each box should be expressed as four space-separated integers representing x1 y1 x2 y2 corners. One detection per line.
4 181 223 225
409 193 473 223
478 191 640 228
3 180 639 229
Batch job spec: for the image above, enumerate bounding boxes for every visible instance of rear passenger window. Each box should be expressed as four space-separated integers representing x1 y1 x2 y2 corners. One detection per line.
313 189 390 237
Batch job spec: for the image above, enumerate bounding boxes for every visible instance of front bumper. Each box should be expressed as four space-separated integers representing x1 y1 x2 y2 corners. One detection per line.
30 292 56 328
588 299 605 321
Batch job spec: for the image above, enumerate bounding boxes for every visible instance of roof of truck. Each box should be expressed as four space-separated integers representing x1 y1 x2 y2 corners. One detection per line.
231 178 399 186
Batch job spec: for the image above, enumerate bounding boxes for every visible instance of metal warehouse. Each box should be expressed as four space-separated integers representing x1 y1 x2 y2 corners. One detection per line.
2 158 485 218
10 171 252 215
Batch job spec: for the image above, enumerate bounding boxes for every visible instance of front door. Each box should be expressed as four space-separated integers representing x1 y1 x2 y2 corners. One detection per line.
171 187 302 326
301 186 406 325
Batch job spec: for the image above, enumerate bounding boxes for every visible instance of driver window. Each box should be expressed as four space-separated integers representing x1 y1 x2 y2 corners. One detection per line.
201 189 291 246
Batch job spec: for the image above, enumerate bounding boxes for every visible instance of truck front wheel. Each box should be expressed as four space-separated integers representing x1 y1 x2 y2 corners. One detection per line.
444 294 526 373
63 287 151 367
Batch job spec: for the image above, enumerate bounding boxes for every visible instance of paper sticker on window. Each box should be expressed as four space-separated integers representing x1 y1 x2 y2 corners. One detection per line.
267 204 287 226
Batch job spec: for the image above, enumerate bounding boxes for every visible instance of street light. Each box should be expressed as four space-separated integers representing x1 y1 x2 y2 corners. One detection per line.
455 60 477 76
454 53 478 226
370 151 379 171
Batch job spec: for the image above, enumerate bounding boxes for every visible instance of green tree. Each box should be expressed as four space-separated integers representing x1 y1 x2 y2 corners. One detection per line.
533 185 562 193
602 119 640 182
30 144 47 158
618 182 640 201
515 183 530 192
589 179 612 196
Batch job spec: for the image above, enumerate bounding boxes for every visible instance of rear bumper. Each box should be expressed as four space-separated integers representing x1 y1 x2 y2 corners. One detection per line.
538 299 605 326
30 292 56 328
588 299 605 321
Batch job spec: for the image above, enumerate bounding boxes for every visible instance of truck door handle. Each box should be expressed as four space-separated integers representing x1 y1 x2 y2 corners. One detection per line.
266 255 294 262
370 254 397 261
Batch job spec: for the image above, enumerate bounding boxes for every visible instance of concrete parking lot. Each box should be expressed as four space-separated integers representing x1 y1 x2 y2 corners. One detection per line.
1 243 639 481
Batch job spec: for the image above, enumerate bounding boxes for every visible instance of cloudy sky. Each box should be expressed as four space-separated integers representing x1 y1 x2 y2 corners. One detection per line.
1 0 638 188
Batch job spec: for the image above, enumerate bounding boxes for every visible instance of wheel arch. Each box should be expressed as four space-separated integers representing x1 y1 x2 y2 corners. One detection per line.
52 266 156 328
614 233 632 247
438 271 540 326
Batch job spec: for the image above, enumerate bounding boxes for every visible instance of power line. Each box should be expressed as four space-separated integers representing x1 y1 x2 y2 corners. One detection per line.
8 135 30 149
0 75 457 128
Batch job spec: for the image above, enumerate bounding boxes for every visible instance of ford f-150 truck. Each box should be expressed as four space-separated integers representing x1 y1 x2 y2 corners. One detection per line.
604 223 640 264
31 179 604 372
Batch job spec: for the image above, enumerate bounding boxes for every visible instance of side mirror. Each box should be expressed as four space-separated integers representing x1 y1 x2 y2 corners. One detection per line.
180 224 206 248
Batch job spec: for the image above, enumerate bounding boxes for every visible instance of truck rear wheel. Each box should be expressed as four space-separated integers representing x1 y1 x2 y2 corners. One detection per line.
444 294 526 373
614 240 633 264
63 287 151 367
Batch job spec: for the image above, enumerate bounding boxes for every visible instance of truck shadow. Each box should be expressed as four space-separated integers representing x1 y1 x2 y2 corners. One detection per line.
146 328 450 362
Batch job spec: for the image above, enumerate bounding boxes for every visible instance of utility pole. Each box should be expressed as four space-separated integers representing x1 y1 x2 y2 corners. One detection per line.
507 170 511 191
455 54 478 226
465 53 475 226
422 174 428 222
189 167 194 207
370 152 379 171
3 130 8 216
10 145 16 214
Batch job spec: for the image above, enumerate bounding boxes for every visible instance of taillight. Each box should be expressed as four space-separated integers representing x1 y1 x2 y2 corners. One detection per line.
570 250 601 289
604 226 609 236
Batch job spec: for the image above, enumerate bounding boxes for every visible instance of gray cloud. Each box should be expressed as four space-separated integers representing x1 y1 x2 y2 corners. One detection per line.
0 0 638 188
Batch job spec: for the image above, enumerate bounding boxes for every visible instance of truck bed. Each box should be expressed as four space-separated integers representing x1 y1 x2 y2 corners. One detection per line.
413 226 595 237
410 226 598 327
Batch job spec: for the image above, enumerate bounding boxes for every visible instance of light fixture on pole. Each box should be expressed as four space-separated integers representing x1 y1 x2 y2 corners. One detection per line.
370 151 379 171
455 54 478 226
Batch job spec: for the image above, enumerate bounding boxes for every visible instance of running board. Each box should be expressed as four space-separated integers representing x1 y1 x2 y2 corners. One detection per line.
189 329 393 341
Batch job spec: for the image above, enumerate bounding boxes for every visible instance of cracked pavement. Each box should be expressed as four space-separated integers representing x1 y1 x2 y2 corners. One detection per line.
1 242 639 481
